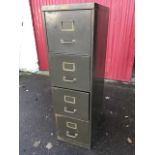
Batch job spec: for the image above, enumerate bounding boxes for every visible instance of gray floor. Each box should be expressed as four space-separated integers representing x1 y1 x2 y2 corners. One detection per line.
19 72 135 155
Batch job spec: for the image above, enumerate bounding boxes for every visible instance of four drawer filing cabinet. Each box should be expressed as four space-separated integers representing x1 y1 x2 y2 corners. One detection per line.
42 3 109 149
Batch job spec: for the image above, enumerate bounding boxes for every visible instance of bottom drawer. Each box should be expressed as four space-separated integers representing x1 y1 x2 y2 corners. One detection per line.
55 114 91 148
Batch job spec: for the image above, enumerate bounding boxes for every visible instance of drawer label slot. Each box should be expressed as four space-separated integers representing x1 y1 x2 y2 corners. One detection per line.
62 62 75 72
64 95 76 104
66 121 77 129
60 21 75 31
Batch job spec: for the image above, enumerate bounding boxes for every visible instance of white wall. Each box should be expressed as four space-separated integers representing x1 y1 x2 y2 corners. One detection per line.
19 0 39 72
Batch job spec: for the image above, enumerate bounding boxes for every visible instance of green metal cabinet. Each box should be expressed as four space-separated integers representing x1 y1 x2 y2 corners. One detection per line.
42 3 109 149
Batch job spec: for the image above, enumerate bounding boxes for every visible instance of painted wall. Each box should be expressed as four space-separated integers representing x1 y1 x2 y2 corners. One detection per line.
19 0 39 72
30 0 135 81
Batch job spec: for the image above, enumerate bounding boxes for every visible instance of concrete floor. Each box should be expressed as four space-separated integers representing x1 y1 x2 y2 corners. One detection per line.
19 72 135 155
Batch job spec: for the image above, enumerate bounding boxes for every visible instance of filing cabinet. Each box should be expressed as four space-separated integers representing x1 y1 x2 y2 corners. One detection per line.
42 3 109 149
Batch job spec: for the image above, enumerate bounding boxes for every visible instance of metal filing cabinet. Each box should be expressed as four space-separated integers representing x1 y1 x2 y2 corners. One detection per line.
42 3 109 149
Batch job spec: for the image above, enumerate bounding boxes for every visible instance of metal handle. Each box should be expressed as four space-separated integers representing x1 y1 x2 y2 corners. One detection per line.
64 107 77 114
66 131 78 139
60 39 76 44
63 76 76 83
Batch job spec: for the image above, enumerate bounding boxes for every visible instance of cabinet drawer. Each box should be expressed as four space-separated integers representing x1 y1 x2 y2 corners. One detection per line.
45 10 92 55
52 87 89 121
49 53 91 91
55 114 91 148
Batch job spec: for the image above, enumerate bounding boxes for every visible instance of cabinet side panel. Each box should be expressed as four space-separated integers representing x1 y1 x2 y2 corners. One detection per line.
92 80 104 146
94 6 109 78
92 5 109 147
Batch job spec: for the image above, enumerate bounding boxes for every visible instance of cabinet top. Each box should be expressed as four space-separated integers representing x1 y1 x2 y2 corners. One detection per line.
42 3 95 11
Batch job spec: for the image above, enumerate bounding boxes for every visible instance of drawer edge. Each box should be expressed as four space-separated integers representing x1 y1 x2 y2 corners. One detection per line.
57 134 91 149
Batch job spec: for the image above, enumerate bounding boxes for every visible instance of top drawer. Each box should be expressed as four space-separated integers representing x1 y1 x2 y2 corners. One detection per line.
45 10 92 55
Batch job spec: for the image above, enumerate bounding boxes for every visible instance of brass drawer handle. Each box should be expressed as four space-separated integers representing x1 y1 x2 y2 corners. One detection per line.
66 131 78 139
66 121 77 129
64 95 75 104
60 39 76 44
62 62 75 72
64 107 77 114
63 76 76 83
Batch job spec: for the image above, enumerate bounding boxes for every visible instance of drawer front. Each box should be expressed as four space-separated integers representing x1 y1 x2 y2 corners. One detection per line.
49 53 91 91
45 10 92 55
55 115 91 147
52 87 89 121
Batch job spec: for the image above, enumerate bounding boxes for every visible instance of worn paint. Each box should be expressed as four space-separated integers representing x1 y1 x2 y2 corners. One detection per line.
33 140 40 147
45 142 53 150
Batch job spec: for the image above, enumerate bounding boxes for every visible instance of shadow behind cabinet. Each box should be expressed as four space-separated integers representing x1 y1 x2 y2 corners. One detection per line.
42 3 109 149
